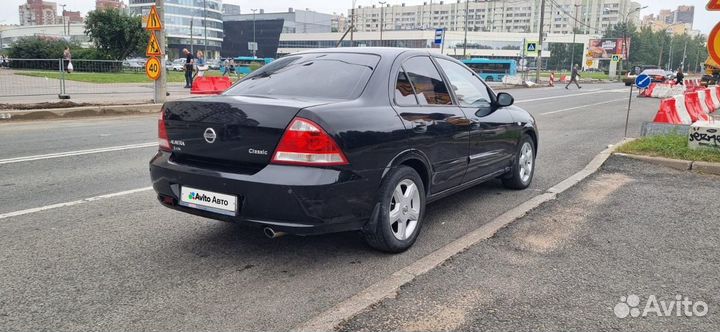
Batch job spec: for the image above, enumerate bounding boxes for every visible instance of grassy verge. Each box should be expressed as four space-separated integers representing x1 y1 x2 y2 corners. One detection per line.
14 70 236 84
616 134 720 163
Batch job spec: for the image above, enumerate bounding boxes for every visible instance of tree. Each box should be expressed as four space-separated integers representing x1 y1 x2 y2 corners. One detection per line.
84 9 148 60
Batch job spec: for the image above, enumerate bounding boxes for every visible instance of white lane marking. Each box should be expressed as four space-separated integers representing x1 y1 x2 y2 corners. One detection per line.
0 142 157 165
0 187 153 220
515 89 625 103
539 98 628 115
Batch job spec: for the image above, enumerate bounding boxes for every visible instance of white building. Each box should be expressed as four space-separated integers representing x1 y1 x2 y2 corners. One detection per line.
349 0 641 35
0 23 90 50
278 30 601 69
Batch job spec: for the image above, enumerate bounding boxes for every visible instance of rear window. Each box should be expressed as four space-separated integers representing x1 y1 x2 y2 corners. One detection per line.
225 53 379 100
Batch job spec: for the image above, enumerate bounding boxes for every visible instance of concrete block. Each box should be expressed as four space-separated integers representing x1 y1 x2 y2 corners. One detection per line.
688 121 720 150
640 121 690 137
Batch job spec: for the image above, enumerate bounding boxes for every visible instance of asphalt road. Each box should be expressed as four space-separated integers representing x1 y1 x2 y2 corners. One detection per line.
339 156 720 332
0 83 661 331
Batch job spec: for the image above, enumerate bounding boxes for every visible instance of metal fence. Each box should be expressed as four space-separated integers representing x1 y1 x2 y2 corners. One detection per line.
0 58 187 103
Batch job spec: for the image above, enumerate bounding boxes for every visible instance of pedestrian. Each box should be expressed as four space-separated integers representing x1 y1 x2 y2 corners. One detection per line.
221 58 230 77
63 46 73 73
549 72 555 87
183 48 194 88
676 68 684 85
565 64 581 89
195 50 207 78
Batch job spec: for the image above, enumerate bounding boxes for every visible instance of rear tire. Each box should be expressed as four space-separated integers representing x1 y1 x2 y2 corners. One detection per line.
502 136 535 190
363 166 425 253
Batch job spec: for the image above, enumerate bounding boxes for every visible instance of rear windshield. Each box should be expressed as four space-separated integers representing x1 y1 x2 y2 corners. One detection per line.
225 53 379 100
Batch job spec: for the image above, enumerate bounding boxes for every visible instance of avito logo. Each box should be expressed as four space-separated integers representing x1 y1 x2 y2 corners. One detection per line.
188 192 229 206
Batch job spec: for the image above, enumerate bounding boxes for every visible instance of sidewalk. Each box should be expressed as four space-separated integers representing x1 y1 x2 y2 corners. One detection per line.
339 155 720 331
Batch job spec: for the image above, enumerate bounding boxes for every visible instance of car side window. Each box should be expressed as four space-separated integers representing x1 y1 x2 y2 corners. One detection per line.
402 56 452 105
436 58 492 109
395 68 419 106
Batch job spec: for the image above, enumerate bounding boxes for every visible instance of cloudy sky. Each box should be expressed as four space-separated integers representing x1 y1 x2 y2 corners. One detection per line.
1 0 715 34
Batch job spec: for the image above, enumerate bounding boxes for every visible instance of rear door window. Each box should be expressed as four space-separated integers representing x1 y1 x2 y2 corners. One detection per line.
395 69 419 106
402 56 453 105
226 53 379 100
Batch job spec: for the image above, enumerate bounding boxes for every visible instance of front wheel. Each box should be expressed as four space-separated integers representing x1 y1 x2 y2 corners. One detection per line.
502 136 535 190
363 166 425 253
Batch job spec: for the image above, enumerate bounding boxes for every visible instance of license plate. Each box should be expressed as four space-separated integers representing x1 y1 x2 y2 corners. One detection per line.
179 186 237 216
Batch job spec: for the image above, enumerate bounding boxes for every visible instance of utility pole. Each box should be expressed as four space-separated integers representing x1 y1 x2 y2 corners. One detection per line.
251 8 257 57
61 4 67 35
203 0 207 57
668 33 674 70
657 34 665 67
462 0 468 58
190 17 194 53
350 0 356 47
155 0 167 103
681 37 688 71
569 2 580 71
379 1 386 44
535 0 545 83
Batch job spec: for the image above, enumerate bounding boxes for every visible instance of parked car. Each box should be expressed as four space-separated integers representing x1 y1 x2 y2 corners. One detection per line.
623 65 661 86
167 58 185 71
149 48 539 252
206 59 220 70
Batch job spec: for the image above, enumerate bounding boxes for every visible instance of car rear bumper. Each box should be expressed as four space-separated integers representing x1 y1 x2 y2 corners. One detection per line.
149 151 382 235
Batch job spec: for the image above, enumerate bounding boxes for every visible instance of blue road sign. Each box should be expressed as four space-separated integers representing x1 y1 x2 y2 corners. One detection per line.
635 74 651 89
434 28 444 45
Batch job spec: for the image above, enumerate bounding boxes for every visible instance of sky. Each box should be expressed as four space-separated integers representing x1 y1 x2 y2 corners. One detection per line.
1 0 716 34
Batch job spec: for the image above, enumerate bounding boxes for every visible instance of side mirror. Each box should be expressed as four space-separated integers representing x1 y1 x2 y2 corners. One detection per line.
496 92 514 107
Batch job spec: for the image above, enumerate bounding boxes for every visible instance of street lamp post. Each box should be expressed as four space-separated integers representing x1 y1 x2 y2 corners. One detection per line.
379 1 386 44
569 3 580 71
190 16 194 53
462 0 468 59
203 0 207 57
61 4 67 36
251 8 257 57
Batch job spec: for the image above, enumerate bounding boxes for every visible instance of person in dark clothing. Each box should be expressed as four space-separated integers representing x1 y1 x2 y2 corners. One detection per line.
565 64 581 89
183 48 194 88
676 68 685 85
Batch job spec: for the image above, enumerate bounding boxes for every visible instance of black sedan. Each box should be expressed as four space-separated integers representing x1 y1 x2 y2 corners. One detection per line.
150 48 538 252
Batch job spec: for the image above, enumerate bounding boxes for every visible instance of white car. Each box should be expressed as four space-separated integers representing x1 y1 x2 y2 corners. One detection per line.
167 58 185 71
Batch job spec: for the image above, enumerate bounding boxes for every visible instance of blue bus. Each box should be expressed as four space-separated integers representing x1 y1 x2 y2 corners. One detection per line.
461 59 517 82
232 56 274 75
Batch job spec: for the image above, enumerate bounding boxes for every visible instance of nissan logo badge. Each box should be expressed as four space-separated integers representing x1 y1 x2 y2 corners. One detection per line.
203 128 217 144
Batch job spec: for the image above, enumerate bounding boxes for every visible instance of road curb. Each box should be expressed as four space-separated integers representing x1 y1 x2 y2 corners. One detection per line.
292 139 630 332
613 153 720 176
0 104 161 121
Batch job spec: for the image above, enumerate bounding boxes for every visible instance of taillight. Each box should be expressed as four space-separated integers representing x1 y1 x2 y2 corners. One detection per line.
271 117 348 166
158 111 171 152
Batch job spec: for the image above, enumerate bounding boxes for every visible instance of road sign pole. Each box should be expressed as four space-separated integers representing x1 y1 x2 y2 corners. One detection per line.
153 1 166 104
624 83 633 138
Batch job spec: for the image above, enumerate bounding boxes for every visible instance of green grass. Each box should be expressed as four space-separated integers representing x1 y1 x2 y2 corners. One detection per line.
14 70 237 84
616 134 720 163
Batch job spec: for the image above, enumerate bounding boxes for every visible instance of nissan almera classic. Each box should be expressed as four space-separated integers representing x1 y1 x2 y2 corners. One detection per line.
149 48 538 253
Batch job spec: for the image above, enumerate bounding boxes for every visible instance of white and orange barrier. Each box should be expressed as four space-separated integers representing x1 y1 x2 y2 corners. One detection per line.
641 82 685 98
652 87 718 125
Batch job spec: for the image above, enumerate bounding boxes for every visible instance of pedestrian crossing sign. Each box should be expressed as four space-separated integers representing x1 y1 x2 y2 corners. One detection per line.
525 41 538 56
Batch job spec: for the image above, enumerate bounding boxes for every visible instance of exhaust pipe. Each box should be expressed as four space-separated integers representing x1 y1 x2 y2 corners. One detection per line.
263 227 287 239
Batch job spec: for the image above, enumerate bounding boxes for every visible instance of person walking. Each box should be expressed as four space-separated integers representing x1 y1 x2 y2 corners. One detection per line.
63 46 72 73
183 48 194 88
565 64 581 89
221 58 230 77
676 68 684 86
195 50 207 78
549 72 555 87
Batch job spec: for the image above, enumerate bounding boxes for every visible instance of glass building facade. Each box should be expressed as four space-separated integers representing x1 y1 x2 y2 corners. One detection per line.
128 0 223 59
